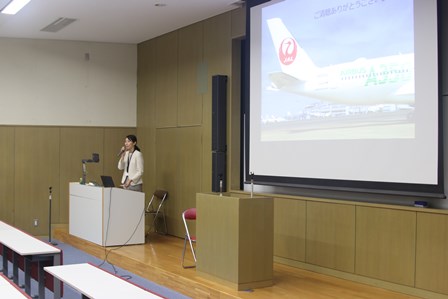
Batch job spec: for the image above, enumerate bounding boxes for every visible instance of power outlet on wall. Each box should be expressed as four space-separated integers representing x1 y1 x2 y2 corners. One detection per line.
33 219 39 227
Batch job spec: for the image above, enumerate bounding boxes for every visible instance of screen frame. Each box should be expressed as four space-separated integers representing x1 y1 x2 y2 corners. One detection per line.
243 0 445 198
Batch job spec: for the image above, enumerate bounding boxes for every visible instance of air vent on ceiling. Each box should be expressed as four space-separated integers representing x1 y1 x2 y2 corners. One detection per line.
41 17 77 33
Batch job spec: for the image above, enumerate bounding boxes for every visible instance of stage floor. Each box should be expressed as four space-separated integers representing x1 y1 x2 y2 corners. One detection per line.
54 227 417 299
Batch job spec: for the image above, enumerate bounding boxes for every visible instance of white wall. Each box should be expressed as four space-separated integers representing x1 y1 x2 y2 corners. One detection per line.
0 37 137 127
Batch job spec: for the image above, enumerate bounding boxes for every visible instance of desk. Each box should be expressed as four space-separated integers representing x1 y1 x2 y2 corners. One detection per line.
69 183 145 246
45 263 162 299
0 221 61 299
196 193 273 290
0 274 32 298
0 221 13 230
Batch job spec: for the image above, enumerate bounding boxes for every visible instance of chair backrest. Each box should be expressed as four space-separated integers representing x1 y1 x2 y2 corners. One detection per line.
154 190 168 201
146 190 168 213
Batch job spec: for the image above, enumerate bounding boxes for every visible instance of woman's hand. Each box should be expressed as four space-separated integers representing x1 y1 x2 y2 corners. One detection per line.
124 179 132 189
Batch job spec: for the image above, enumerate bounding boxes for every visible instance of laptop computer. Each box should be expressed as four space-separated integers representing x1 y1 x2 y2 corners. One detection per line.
100 175 115 187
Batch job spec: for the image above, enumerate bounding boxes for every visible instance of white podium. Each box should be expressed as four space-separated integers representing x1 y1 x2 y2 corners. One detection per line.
69 183 145 246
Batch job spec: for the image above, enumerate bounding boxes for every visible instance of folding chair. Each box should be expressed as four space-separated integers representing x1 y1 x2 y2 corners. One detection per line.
181 208 197 268
145 190 168 234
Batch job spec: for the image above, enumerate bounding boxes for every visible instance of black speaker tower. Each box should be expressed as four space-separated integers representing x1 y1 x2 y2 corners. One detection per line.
212 75 228 192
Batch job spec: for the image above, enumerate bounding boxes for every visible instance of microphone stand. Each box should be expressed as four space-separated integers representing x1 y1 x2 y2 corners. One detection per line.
81 162 87 184
48 186 57 245
250 172 254 198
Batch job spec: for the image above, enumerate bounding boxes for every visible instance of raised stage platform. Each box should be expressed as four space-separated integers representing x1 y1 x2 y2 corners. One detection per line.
53 227 416 299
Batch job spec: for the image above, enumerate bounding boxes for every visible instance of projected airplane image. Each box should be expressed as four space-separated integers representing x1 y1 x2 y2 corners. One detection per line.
260 18 415 141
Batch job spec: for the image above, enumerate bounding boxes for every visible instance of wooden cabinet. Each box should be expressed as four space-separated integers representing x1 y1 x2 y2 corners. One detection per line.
196 192 273 290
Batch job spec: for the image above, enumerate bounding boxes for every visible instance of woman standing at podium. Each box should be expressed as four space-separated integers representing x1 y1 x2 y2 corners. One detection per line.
118 134 144 192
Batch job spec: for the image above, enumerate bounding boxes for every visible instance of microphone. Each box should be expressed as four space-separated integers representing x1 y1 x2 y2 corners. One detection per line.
82 153 100 163
117 147 125 157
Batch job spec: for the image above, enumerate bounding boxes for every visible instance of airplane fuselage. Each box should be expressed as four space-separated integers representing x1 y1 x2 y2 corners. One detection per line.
272 53 414 105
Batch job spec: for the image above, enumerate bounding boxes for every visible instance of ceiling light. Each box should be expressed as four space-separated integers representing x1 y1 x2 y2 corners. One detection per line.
1 0 31 15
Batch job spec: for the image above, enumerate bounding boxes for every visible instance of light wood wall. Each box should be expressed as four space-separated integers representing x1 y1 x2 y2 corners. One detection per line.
137 10 242 238
272 195 448 298
0 126 135 234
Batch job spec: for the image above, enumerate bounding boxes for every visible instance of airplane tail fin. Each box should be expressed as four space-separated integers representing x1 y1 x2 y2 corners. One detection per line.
266 18 318 81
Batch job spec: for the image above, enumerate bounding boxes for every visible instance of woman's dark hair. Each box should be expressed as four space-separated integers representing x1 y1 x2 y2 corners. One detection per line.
127 134 141 152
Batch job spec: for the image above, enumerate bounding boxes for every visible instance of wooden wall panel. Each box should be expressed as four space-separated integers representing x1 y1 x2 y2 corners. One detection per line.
178 22 204 126
204 13 231 75
137 39 156 113
231 7 245 38
14 127 60 234
153 126 202 237
177 126 202 212
0 127 15 224
155 32 178 128
306 201 355 273
416 212 448 294
138 39 156 131
155 128 179 235
59 128 104 221
137 39 157 196
274 197 306 261
136 11 235 238
355 206 416 286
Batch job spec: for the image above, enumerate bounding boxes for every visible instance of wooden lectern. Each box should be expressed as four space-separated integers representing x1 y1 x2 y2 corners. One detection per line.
196 192 273 290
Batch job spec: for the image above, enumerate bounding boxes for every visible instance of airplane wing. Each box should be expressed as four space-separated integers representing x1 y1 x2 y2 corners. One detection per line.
394 80 414 97
268 71 302 90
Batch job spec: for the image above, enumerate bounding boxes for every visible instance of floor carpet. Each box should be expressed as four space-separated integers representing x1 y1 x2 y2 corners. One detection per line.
3 239 190 299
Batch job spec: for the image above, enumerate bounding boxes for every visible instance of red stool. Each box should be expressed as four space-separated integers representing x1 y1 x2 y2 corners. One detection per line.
181 208 196 268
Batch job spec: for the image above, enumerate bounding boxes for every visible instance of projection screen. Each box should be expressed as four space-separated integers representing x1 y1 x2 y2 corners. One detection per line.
245 0 444 197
